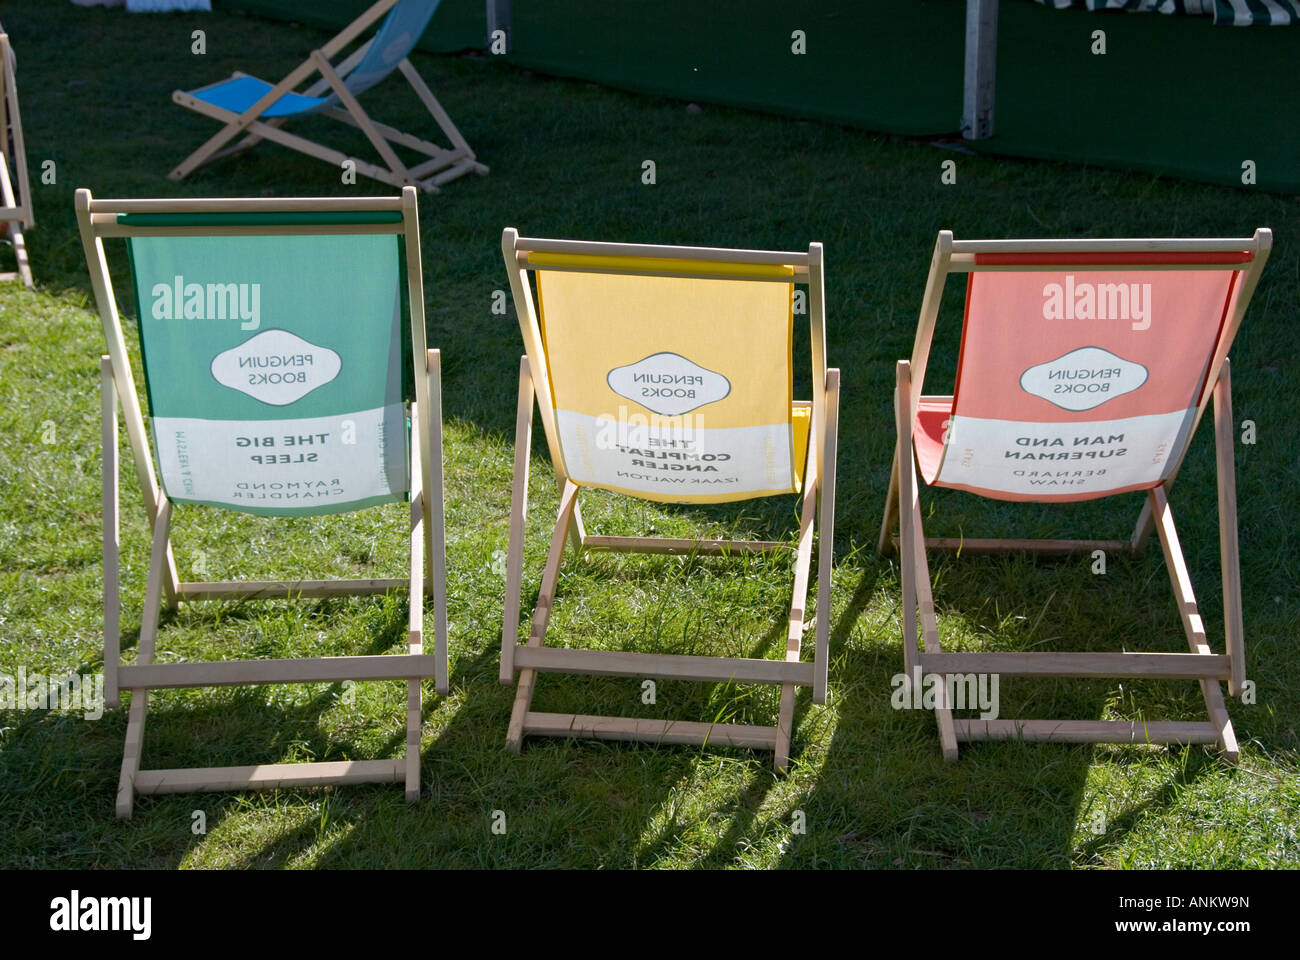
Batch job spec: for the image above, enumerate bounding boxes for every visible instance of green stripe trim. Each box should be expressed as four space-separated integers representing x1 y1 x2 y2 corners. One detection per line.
117 211 404 226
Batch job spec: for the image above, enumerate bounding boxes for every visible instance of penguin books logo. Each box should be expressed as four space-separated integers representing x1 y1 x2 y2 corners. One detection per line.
210 329 342 406
1020 346 1148 412
606 352 731 416
49 891 151 941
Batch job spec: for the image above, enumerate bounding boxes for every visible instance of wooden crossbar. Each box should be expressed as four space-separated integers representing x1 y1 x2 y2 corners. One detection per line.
914 538 1131 557
513 647 815 685
119 654 438 690
88 196 402 214
582 535 787 555
918 651 1229 680
177 578 406 600
522 713 779 750
954 720 1220 744
134 759 402 794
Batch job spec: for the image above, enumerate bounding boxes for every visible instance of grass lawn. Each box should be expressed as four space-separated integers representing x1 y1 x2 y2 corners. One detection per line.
0 1 1296 869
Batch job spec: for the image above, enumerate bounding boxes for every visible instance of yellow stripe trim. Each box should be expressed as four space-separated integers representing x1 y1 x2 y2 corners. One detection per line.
528 252 796 279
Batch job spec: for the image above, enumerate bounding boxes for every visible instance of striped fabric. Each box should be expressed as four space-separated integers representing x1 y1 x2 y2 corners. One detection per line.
1215 0 1300 23
1034 0 1300 24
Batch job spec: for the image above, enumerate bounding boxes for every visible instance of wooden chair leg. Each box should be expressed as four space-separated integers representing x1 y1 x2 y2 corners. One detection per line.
501 357 534 684
895 372 920 679
7 220 30 287
878 448 900 557
896 362 957 760
405 679 421 803
1150 486 1239 761
426 349 449 696
116 499 173 819
405 404 425 801
101 358 121 710
774 684 796 771
912 524 959 762
506 482 578 753
775 460 819 771
169 119 248 181
116 691 148 820
209 117 285 163
399 59 487 173
314 52 417 188
1213 359 1246 697
813 369 839 706
0 156 30 287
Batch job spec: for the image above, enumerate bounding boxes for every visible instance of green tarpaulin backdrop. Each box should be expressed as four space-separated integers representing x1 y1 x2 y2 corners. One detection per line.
219 0 1300 193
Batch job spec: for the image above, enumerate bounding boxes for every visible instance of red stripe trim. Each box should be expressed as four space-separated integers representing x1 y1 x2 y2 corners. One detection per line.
973 251 1252 266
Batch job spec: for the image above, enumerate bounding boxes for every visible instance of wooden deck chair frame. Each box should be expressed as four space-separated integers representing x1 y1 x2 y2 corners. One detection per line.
499 229 840 771
169 0 488 194
0 32 33 286
879 230 1272 761
77 187 449 818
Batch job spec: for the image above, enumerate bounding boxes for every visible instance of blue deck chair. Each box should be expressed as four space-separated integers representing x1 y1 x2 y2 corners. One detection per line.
170 0 487 193
76 187 449 818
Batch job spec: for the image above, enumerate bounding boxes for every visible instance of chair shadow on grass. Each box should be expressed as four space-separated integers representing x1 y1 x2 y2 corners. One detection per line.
306 490 829 868
776 506 1238 868
99 590 427 865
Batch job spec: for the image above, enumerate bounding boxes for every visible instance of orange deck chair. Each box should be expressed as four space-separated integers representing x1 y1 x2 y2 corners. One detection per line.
879 230 1271 760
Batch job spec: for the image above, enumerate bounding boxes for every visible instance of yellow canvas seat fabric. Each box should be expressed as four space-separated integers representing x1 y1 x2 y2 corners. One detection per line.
536 269 800 504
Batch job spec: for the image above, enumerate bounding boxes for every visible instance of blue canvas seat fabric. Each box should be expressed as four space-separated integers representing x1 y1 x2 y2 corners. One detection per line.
191 74 327 118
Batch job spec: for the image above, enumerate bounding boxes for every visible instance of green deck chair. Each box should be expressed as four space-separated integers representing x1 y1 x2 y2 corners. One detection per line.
76 187 448 818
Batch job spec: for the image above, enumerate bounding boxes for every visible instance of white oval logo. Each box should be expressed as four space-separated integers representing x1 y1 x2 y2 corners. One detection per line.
1019 345 1148 412
210 329 342 406
606 352 731 416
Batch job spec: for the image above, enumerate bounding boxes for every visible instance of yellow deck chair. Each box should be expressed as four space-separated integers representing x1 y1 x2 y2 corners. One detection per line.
78 187 448 817
880 230 1272 760
499 229 840 770
0 30 33 286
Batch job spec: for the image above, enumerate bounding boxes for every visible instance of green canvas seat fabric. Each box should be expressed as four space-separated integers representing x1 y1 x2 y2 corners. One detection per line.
124 217 411 515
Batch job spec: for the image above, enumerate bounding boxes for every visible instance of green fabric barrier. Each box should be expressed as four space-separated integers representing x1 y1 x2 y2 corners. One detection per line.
974 2 1300 193
220 0 966 135
217 0 1299 192
126 226 412 516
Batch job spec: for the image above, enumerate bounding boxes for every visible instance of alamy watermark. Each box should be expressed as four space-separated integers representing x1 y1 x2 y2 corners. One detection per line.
0 667 104 720
890 666 1000 719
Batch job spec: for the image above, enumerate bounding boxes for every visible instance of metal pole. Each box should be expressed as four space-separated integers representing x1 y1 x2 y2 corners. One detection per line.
962 0 998 140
